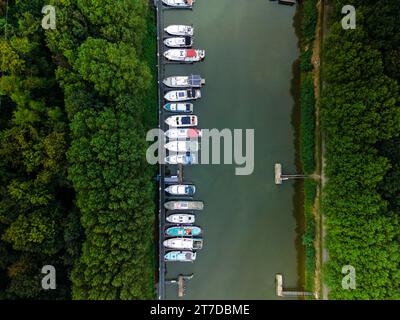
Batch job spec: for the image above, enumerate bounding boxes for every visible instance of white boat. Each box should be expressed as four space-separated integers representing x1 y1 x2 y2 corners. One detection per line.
166 213 195 224
163 75 205 88
165 154 197 165
164 89 201 102
164 36 193 48
165 115 198 127
162 0 194 8
164 251 196 262
165 184 196 196
163 238 203 250
165 141 199 152
163 103 193 113
164 49 205 62
164 201 204 211
164 25 194 36
165 128 202 139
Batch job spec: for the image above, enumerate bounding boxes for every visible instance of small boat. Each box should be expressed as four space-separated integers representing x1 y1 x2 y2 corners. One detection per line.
165 184 196 196
163 75 205 88
166 213 195 224
164 201 204 211
163 103 193 113
165 128 202 139
163 238 203 250
164 251 196 262
164 25 194 36
162 0 194 8
165 154 197 165
165 115 198 127
165 141 199 152
166 226 202 237
164 36 193 48
164 49 205 62
164 89 201 102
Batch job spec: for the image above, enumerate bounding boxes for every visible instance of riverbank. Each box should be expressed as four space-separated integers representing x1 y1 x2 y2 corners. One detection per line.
297 0 319 297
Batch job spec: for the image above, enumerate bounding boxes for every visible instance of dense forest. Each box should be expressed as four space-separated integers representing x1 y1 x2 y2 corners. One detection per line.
322 0 400 299
0 0 156 299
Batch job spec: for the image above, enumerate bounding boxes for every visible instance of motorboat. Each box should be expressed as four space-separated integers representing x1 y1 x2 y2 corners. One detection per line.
163 238 203 250
165 141 199 152
164 25 194 36
165 226 202 237
165 128 202 139
165 154 197 165
164 49 205 62
165 184 196 196
164 89 201 102
166 213 195 224
164 36 193 48
163 103 193 113
165 115 198 127
162 0 194 8
163 75 205 88
164 251 196 262
164 201 204 211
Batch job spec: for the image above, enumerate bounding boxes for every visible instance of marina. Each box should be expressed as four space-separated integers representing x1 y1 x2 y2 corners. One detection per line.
155 0 300 300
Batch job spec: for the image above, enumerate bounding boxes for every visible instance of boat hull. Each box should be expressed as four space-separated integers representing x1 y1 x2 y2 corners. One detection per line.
164 201 204 211
165 128 202 139
163 238 203 250
164 251 196 262
165 184 196 196
164 25 194 36
163 103 193 113
165 226 202 237
166 214 195 224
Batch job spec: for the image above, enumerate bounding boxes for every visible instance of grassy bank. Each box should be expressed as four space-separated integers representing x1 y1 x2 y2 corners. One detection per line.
298 0 318 294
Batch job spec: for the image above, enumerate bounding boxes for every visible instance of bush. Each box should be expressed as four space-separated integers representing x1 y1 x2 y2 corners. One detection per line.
300 75 316 174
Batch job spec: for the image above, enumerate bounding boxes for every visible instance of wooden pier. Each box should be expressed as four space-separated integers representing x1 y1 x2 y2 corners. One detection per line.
275 274 315 298
166 274 194 298
275 163 308 185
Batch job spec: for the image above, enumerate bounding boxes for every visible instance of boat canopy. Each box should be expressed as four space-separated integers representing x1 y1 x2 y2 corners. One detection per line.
181 117 191 125
188 75 202 86
186 49 196 57
184 36 192 45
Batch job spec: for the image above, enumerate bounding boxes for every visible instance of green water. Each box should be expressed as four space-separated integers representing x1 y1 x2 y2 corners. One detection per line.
163 0 300 300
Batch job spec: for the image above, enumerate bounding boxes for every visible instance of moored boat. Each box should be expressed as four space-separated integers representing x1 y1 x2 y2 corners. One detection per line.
163 238 203 250
166 213 195 224
165 154 197 165
165 128 202 139
162 0 194 8
164 251 196 262
163 75 205 88
164 89 201 102
164 49 205 62
164 36 193 48
164 200 204 211
163 103 193 113
165 184 196 196
164 25 194 36
165 226 202 237
165 141 199 152
165 115 198 127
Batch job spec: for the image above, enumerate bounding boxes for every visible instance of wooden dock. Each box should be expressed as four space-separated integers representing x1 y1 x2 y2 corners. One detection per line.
276 274 315 298
275 163 308 185
166 274 194 297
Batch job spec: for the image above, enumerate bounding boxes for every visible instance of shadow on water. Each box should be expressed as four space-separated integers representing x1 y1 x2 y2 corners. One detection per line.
290 2 306 294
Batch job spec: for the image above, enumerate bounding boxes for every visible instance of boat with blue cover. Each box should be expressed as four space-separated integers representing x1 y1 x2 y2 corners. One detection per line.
163 103 193 113
164 251 196 262
165 226 202 237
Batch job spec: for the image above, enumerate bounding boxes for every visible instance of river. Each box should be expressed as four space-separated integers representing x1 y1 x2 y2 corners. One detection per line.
163 0 301 300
